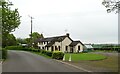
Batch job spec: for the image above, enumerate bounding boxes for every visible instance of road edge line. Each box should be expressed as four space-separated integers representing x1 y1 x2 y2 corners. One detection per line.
55 60 92 72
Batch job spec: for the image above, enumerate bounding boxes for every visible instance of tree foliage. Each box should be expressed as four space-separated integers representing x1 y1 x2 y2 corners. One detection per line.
2 1 21 34
16 38 27 44
29 32 44 41
29 32 44 47
2 33 17 47
102 0 120 13
1 1 21 47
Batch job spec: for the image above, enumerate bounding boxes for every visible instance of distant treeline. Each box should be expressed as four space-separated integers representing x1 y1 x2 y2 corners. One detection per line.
92 44 120 52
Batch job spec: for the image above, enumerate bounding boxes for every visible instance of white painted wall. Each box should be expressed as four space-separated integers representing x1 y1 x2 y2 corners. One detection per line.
61 37 72 52
74 43 84 52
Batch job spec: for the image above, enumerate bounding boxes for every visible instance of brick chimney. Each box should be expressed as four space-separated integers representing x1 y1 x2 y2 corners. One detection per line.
66 33 69 37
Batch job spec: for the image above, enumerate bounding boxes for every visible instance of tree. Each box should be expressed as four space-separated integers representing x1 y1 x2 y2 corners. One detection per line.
2 33 17 46
16 38 27 45
29 32 44 41
1 1 21 47
29 32 44 47
102 0 120 13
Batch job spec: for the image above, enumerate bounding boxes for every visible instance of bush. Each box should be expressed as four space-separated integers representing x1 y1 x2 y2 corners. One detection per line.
52 51 64 60
45 51 53 57
41 50 47 54
2 48 7 59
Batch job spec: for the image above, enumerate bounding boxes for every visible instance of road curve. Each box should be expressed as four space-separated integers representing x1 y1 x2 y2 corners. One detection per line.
2 50 85 72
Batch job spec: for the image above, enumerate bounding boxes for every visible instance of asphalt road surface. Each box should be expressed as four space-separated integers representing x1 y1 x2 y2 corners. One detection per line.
2 50 85 72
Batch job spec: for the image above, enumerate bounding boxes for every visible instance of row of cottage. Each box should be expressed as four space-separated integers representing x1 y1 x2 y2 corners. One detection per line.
35 33 86 53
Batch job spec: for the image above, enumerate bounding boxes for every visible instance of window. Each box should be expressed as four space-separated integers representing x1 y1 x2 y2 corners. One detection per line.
65 46 68 52
55 46 58 51
47 47 49 51
51 46 54 51
42 47 44 49
58 46 60 51
78 46 80 52
39 47 41 49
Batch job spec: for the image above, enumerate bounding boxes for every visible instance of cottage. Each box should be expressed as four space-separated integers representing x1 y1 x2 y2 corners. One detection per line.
35 33 84 53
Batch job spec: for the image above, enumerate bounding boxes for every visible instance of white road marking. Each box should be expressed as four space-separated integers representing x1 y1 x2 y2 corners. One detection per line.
55 60 92 72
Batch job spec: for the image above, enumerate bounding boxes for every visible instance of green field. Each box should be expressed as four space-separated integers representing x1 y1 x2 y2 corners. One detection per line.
64 53 107 61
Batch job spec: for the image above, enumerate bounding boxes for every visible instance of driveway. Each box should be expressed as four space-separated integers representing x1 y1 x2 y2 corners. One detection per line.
2 50 86 72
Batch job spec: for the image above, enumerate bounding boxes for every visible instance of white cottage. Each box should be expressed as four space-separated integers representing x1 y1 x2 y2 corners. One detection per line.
35 33 84 53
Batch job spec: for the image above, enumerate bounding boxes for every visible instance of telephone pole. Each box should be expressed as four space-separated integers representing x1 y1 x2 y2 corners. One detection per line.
28 15 34 47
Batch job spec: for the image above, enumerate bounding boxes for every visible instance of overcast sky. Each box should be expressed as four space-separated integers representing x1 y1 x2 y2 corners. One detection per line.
9 0 118 44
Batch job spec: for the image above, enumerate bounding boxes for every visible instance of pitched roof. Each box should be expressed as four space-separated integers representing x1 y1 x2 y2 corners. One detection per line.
84 44 93 48
45 42 55 47
36 35 72 42
69 41 84 46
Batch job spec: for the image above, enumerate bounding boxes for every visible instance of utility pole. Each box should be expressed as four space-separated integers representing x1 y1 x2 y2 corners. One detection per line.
28 15 34 47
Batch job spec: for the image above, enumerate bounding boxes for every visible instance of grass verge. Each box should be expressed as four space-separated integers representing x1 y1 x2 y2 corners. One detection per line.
65 53 107 61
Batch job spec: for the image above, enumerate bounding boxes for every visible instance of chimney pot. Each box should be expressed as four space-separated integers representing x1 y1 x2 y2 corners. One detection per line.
66 33 69 37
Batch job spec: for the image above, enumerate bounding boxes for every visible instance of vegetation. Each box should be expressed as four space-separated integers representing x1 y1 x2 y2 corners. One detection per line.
0 48 7 60
5 46 64 60
1 1 21 47
65 53 106 61
52 51 64 60
2 34 17 47
29 32 44 47
92 44 120 52
16 32 44 47
102 0 120 13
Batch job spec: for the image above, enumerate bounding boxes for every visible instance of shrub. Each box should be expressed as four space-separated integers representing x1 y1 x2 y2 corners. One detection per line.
2 48 7 59
45 51 53 57
41 50 47 54
52 51 64 60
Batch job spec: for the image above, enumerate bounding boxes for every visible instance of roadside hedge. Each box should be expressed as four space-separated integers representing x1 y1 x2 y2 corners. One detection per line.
5 46 23 50
2 48 7 59
5 46 64 60
41 50 53 57
52 51 64 60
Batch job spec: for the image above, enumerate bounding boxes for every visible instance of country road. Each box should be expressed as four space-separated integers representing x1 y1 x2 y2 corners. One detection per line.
2 50 85 72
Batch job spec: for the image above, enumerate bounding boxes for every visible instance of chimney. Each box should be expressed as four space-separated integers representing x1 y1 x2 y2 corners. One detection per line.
66 33 69 37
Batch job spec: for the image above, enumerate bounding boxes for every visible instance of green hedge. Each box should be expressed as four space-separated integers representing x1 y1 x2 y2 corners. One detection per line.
2 48 7 59
52 51 64 60
5 46 33 51
41 50 53 57
5 46 64 60
5 46 23 50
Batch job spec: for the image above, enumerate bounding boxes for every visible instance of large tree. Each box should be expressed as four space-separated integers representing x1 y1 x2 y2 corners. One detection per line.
2 33 17 46
29 32 44 47
102 0 120 13
1 1 21 47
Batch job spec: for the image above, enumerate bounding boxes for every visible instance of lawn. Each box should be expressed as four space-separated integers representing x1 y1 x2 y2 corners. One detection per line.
64 53 107 61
